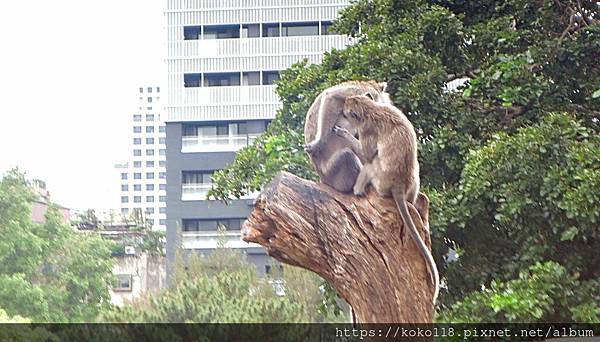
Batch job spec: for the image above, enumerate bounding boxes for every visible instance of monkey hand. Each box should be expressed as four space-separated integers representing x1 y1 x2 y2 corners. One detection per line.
304 141 321 155
332 125 351 138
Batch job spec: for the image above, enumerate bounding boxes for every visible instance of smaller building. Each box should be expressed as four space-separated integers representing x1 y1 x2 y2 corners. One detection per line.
110 250 166 306
75 214 167 306
30 179 70 224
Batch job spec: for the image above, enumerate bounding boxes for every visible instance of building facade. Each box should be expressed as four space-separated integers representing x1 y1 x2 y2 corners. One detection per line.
118 86 167 231
30 179 70 224
164 0 351 275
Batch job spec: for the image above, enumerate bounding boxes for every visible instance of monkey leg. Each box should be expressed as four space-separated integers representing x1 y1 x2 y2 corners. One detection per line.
321 148 362 193
353 163 375 196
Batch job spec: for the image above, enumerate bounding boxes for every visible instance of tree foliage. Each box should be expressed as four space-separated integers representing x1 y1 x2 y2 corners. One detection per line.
103 236 346 323
207 0 599 322
0 168 115 322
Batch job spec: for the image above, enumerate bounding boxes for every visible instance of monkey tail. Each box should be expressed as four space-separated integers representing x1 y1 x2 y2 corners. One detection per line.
392 190 440 305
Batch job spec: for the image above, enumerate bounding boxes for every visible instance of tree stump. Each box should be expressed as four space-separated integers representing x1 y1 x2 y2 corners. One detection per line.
242 172 435 323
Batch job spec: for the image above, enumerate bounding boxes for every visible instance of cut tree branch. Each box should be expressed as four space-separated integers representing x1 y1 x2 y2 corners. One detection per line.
242 172 435 323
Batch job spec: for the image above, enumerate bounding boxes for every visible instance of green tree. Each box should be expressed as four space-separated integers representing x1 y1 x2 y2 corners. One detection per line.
433 113 600 319
0 168 115 322
206 0 599 322
104 228 347 323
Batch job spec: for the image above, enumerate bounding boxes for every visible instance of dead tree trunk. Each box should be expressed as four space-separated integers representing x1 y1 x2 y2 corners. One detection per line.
242 172 435 323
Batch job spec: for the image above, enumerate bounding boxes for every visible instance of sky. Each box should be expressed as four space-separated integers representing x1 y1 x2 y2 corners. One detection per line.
0 0 165 210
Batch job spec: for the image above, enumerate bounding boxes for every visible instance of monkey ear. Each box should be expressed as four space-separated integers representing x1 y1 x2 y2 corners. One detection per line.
379 82 388 92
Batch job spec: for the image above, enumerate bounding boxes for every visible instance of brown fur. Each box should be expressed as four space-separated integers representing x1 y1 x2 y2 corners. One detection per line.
339 95 439 304
304 81 390 193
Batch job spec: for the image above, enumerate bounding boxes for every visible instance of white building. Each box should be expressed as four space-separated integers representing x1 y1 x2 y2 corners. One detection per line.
118 86 167 231
164 0 352 275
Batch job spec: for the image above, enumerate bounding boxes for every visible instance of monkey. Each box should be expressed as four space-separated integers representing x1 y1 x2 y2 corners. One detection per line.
334 94 440 304
304 81 391 193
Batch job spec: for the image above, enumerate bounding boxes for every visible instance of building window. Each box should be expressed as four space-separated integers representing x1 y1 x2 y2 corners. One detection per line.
182 218 244 232
262 71 280 85
184 73 201 88
282 22 319 37
146 207 154 214
146 184 154 191
113 274 132 292
147 172 155 179
146 161 155 167
159 183 166 190
146 138 155 144
146 149 154 156
147 106 152 111
159 196 167 202
147 97 153 103
157 87 160 93
265 264 284 275
182 171 212 185
159 137 166 145
159 160 166 167
159 207 166 214
159 149 166 156
121 184 128 191
134 173 141 180
146 114 154 121
321 21 334 35
242 71 261 86
159 126 166 133
203 72 240 87
146 196 155 203
121 208 129 215
133 138 141 145
133 149 142 156
159 172 166 179
159 219 166 226
262 23 280 37
134 196 141 203
146 126 154 133
121 173 128 180
133 161 142 168
133 114 142 122
139 87 143 93
133 126 142 133
134 184 141 191
183 25 201 40
121 196 129 203
147 87 152 93
203 24 240 39
241 23 260 38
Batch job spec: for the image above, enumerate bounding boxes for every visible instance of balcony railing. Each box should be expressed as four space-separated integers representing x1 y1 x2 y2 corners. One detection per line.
181 230 261 250
168 85 278 106
168 35 351 59
181 183 212 201
182 183 259 201
182 133 260 153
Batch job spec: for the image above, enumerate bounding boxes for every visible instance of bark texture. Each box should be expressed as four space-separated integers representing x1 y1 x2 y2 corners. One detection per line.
242 172 435 323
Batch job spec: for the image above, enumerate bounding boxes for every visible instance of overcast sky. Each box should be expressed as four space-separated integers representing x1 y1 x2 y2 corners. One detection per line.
0 0 165 210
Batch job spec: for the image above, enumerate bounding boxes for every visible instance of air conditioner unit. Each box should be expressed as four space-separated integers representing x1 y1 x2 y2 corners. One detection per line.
124 246 135 255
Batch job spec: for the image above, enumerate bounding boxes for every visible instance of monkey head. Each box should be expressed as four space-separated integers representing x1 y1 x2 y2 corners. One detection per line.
342 95 373 126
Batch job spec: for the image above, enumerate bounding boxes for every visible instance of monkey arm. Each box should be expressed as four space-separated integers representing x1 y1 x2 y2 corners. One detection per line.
333 126 377 162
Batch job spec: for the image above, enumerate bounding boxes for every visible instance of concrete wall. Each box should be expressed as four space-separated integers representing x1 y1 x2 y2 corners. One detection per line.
110 253 167 306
